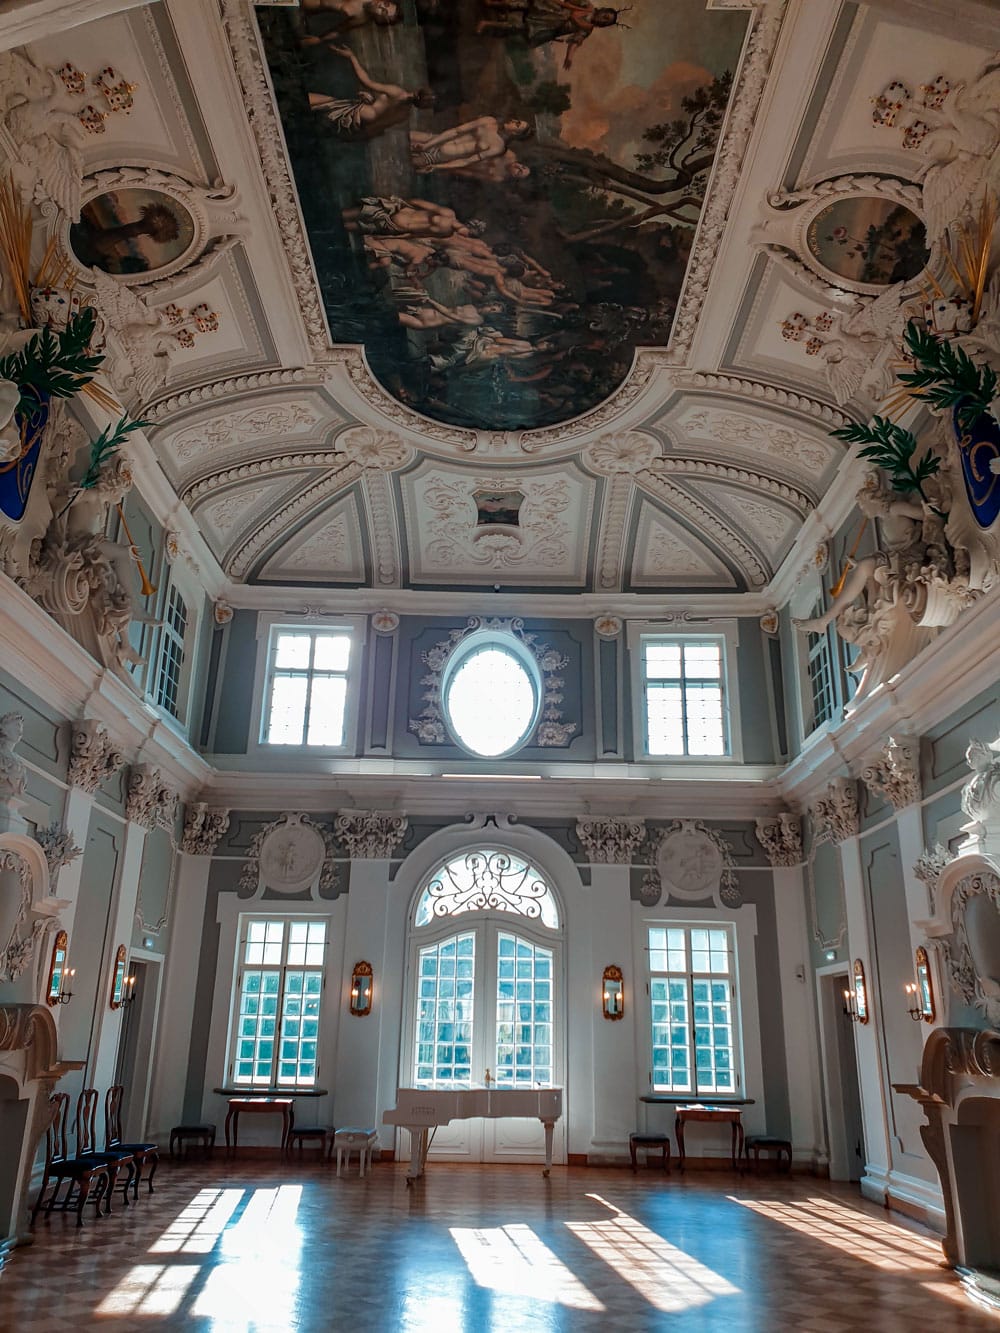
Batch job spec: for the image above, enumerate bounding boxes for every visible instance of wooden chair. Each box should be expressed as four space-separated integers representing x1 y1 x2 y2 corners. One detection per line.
74 1088 136 1210
106 1084 159 1200
31 1093 113 1228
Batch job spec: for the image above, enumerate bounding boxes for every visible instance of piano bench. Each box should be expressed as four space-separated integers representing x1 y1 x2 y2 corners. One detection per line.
330 1127 378 1178
629 1132 671 1173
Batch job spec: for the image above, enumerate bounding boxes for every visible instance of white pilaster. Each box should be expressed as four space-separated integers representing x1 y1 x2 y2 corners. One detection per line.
587 864 634 1160
839 834 893 1205
86 818 146 1094
773 864 826 1165
145 850 210 1138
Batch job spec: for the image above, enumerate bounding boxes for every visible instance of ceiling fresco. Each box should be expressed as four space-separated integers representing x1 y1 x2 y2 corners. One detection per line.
257 0 748 431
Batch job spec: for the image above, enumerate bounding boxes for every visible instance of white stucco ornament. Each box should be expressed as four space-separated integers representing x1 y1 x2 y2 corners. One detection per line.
0 380 21 464
658 824 723 899
259 813 328 892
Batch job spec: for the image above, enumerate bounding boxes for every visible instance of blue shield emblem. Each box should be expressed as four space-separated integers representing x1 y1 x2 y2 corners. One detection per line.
954 405 1000 531
0 386 51 523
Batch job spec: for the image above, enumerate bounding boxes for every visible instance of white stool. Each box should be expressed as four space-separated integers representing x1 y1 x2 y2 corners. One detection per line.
332 1126 378 1177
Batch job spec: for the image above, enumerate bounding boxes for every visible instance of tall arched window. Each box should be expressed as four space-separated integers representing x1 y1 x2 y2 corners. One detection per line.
404 848 564 1164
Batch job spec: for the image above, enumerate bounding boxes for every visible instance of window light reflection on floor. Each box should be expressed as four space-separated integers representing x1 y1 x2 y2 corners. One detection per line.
95 1263 198 1317
149 1187 245 1254
730 1194 941 1273
450 1222 604 1310
566 1193 739 1313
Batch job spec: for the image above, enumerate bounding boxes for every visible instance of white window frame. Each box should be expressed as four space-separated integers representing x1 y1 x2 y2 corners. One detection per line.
248 612 367 756
790 576 839 745
646 920 743 1097
626 619 742 763
223 912 331 1091
147 564 201 730
635 904 764 1127
153 580 189 720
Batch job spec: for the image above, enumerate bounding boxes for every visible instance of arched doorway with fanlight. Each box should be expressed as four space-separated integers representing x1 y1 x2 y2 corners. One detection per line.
399 843 567 1167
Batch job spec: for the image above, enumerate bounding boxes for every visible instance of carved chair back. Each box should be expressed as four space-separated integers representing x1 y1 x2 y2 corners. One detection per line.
46 1092 73 1166
75 1088 102 1156
105 1084 125 1149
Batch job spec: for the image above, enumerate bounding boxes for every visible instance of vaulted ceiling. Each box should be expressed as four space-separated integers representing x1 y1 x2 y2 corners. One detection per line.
5 0 994 603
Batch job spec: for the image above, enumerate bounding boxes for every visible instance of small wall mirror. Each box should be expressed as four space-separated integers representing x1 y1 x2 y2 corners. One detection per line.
853 958 869 1024
46 930 68 1006
602 964 624 1021
915 945 935 1022
110 944 128 1010
350 960 373 1016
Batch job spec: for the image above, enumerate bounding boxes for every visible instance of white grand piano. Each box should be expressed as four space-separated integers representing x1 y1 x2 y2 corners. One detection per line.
383 1085 563 1182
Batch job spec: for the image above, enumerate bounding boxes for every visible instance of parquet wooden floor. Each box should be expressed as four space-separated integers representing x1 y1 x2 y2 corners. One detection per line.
0 1158 996 1331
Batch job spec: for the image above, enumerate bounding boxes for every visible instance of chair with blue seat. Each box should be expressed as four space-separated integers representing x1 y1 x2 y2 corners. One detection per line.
73 1087 136 1210
106 1084 159 1199
31 1092 114 1228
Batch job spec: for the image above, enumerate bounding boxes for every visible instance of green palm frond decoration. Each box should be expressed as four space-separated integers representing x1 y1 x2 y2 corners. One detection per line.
831 415 944 514
900 319 997 433
56 414 149 519
0 308 103 416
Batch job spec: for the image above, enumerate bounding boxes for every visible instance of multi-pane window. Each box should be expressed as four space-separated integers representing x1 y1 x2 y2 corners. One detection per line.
806 605 835 730
263 628 352 747
641 638 727 756
155 584 187 718
495 933 552 1086
648 924 740 1096
230 918 327 1088
415 932 475 1085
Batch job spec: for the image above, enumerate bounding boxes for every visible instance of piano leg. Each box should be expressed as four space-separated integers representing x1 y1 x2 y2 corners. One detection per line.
405 1126 428 1185
542 1119 555 1177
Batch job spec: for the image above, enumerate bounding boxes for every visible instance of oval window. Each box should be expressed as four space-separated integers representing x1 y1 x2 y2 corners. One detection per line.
442 634 541 757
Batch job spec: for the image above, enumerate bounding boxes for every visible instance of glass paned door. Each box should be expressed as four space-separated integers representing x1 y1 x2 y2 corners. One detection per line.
405 922 562 1165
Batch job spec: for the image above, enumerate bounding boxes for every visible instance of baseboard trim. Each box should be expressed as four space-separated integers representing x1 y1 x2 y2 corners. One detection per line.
886 1170 946 1234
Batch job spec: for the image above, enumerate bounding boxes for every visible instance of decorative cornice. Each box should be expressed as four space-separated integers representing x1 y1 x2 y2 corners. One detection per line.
860 735 921 811
183 452 345 504
637 470 769 586
181 803 231 856
126 763 179 831
575 817 646 865
754 811 802 867
334 810 408 859
667 1 787 358
68 721 126 795
677 372 851 429
810 777 859 844
144 369 313 423
646 457 815 514
225 462 364 579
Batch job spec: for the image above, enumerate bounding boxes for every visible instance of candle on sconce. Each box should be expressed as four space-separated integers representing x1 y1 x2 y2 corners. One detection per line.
904 981 923 1020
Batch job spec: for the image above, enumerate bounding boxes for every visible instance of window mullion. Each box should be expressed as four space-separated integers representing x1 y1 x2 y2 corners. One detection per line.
687 970 697 1095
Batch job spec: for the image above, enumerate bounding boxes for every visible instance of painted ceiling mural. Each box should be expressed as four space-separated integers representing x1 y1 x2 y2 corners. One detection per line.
257 0 748 430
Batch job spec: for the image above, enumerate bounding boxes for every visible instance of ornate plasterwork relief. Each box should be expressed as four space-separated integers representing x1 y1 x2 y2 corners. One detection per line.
68 721 126 794
334 811 407 860
961 738 1000 855
575 817 646 865
126 764 178 832
631 503 736 588
755 812 802 867
666 403 838 478
403 468 590 584
336 426 413 473
181 803 230 856
0 847 51 984
197 479 292 542
240 813 339 899
583 432 660 476
702 487 798 561
914 843 954 916
637 471 768 586
409 618 577 748
643 821 741 909
943 869 1000 1026
35 824 82 887
167 400 323 467
860 735 921 811
0 715 26 806
258 496 364 584
810 778 860 844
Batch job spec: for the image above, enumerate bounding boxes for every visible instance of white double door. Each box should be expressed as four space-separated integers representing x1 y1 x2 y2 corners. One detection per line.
402 916 565 1166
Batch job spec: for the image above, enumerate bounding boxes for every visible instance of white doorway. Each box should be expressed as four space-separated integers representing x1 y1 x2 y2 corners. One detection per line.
816 965 865 1182
113 953 164 1139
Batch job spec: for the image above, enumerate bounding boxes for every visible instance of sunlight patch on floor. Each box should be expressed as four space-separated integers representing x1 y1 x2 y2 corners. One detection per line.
730 1194 941 1273
94 1263 198 1316
149 1187 245 1254
450 1222 604 1310
566 1193 739 1313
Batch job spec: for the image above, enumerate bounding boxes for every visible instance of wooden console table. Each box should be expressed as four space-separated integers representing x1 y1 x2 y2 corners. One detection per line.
640 1096 755 1171
224 1097 295 1154
674 1104 745 1170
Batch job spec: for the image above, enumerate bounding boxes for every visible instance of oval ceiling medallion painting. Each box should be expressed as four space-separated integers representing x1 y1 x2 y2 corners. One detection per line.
806 196 928 289
69 187 197 277
257 0 748 430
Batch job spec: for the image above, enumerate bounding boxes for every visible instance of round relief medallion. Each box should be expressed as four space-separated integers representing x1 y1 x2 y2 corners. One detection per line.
657 827 723 899
258 815 326 892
